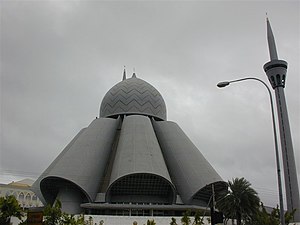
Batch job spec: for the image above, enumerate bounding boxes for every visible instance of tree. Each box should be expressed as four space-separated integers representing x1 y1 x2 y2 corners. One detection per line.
43 200 85 225
0 195 23 225
87 216 93 225
170 217 178 225
146 219 156 225
216 177 260 225
43 200 63 225
61 213 85 225
193 210 204 225
181 210 191 225
247 202 297 225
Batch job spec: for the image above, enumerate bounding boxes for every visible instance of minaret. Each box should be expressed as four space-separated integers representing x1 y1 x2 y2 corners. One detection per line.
264 17 300 221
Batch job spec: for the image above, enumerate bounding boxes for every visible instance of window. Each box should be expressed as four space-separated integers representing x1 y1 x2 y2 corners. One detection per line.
26 193 31 201
19 192 24 201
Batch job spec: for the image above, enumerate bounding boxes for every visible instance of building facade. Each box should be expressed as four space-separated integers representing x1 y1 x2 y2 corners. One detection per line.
32 72 227 216
0 179 43 209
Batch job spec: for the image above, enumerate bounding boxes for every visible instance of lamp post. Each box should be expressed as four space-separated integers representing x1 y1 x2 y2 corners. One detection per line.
217 77 285 225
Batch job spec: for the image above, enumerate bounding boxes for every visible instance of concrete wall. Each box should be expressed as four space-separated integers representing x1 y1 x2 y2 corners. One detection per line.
10 215 217 225
0 185 43 208
9 215 300 225
84 215 212 225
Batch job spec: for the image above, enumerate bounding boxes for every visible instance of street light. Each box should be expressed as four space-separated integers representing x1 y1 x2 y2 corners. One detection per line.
217 77 285 225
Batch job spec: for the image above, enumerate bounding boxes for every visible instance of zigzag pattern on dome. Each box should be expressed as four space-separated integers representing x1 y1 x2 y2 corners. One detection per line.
100 77 167 121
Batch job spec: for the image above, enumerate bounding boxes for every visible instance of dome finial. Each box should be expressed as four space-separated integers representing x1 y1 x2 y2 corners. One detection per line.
122 66 127 81
132 68 137 78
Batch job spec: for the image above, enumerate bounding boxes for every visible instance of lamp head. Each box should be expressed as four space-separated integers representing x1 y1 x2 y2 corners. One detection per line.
217 81 230 88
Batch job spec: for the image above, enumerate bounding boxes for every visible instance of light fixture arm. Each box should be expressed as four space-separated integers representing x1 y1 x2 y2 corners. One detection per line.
217 77 285 225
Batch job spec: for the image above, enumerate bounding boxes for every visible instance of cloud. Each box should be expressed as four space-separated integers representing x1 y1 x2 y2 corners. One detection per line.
1 1 299 208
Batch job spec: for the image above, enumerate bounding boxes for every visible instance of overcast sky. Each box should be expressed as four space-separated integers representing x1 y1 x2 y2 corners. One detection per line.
1 1 299 208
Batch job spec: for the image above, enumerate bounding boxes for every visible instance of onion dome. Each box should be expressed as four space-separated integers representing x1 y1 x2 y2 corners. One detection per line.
100 73 167 121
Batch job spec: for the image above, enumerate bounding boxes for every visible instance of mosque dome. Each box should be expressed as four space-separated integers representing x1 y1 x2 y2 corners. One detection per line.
100 74 167 121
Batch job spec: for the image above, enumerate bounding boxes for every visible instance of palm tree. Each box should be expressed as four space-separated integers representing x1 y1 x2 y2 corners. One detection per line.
216 177 260 225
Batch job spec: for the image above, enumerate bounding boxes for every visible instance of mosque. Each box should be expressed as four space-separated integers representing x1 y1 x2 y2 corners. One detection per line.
32 71 227 217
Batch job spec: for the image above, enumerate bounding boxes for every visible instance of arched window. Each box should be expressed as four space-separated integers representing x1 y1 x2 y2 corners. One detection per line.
19 192 24 201
26 193 31 201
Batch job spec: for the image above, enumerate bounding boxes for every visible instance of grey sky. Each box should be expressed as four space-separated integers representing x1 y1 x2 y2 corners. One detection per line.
1 1 299 208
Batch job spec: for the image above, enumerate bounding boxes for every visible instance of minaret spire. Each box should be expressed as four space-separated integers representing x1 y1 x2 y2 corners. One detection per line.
122 66 126 81
264 16 300 222
266 16 278 60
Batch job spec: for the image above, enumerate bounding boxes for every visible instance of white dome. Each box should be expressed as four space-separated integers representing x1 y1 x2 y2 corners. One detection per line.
100 77 166 120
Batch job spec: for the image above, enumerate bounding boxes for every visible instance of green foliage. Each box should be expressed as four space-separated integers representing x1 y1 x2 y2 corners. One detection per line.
285 208 296 223
0 195 23 225
247 203 297 225
86 216 93 225
216 177 260 225
193 210 204 225
170 217 178 225
180 210 204 225
61 214 85 225
181 210 191 225
43 199 84 225
146 219 156 225
43 200 63 225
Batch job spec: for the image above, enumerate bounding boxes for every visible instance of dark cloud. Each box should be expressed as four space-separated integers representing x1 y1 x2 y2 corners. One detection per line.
1 1 299 208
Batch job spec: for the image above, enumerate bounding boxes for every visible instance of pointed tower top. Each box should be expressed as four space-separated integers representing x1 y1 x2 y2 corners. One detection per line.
132 68 137 78
122 66 126 81
266 16 278 60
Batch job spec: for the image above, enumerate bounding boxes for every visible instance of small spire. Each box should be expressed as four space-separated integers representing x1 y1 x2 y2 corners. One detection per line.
122 66 126 81
266 16 278 60
132 67 137 78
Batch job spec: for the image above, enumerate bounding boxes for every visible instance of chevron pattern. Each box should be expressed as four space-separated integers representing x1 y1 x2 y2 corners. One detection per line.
100 77 167 120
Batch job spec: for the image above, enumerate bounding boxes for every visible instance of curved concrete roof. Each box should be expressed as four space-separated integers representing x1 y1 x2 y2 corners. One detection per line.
32 118 119 205
100 77 167 121
153 120 227 205
106 115 176 203
107 173 175 204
